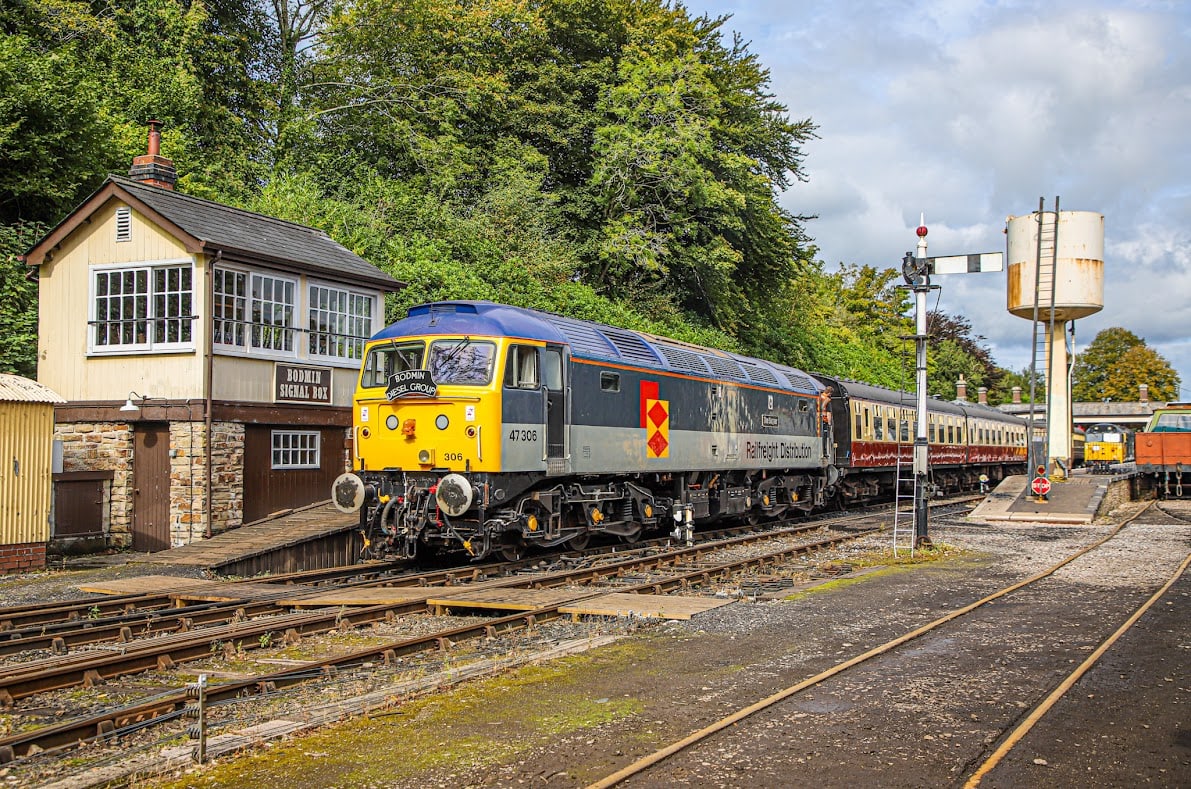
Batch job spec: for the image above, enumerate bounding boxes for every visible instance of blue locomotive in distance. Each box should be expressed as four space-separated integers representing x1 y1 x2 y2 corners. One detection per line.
332 301 835 561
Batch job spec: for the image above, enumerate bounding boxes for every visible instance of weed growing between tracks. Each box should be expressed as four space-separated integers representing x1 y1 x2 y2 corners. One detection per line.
151 643 652 788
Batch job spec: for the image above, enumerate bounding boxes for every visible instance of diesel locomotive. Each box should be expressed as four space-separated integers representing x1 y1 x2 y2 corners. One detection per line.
332 301 1027 561
1083 423 1134 474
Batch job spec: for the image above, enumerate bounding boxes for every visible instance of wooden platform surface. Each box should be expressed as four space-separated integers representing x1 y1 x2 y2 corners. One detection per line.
280 587 433 607
426 587 584 612
76 574 315 603
133 502 359 568
560 592 734 620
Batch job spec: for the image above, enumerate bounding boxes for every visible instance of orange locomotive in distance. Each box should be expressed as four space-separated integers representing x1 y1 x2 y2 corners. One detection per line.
1135 402 1191 497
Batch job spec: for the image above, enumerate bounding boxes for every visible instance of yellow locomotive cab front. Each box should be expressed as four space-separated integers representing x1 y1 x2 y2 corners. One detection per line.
352 336 506 475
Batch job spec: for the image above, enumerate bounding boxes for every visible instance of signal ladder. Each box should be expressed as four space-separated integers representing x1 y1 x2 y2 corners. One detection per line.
892 404 918 557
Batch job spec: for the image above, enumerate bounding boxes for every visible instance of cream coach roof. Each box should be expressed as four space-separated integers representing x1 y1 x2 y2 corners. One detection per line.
0 374 65 404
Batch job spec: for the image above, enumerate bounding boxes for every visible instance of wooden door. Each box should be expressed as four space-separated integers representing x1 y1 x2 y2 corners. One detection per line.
132 423 171 552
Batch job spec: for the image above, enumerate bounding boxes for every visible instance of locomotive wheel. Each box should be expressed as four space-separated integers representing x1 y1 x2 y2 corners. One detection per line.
566 532 590 550
499 535 527 562
618 522 643 544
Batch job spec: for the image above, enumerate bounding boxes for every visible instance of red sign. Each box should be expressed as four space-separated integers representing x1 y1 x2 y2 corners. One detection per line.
1031 476 1051 496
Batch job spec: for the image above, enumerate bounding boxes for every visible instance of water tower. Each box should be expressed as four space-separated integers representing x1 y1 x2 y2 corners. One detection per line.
1006 199 1104 478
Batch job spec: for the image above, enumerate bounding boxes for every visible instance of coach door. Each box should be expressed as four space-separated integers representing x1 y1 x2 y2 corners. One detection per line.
543 346 567 468
132 423 170 552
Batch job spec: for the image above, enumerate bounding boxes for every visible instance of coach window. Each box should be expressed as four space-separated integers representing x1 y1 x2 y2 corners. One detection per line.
873 407 884 441
600 371 620 392
505 345 539 389
887 416 896 441
854 410 862 440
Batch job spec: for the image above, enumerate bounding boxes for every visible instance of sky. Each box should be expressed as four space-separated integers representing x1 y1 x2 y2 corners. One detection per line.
680 0 1191 400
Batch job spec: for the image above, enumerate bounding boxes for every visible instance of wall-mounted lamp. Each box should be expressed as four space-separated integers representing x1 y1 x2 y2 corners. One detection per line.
119 391 145 412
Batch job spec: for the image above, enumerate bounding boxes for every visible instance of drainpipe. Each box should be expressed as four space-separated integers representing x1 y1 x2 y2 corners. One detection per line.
204 250 221 537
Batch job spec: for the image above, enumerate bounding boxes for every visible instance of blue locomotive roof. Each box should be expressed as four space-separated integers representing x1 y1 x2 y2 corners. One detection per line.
372 301 823 395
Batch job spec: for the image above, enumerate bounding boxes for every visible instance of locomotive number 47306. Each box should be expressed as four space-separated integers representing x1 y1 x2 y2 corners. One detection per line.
509 429 539 441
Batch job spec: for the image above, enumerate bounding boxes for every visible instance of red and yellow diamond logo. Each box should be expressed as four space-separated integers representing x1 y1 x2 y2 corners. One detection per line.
645 398 669 458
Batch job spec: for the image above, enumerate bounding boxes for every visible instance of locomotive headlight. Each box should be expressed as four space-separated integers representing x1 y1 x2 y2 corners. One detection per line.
418 449 433 465
386 415 399 431
435 414 449 430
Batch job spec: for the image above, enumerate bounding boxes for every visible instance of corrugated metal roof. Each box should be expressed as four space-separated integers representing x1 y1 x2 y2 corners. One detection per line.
0 375 66 404
106 176 402 291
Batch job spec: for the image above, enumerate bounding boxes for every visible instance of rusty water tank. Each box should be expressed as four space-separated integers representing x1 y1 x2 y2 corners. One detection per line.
1006 210 1104 321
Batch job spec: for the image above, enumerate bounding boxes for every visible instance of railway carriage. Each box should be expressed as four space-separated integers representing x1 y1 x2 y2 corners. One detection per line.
813 376 1028 500
334 301 833 560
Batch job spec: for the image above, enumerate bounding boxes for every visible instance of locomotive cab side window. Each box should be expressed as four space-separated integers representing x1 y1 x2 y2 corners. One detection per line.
361 341 425 388
505 345 539 389
600 372 621 392
542 349 564 391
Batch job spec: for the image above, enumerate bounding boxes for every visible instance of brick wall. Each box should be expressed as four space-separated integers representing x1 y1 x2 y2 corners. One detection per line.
0 542 47 574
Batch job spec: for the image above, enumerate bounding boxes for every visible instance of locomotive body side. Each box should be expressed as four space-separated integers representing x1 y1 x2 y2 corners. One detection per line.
336 301 834 561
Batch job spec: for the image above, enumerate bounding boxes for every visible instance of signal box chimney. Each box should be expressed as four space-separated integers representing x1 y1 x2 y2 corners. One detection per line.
128 120 177 190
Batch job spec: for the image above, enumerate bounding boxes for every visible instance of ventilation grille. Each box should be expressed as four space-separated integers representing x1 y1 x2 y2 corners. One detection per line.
601 327 661 366
656 345 710 374
704 355 745 380
778 368 817 392
542 315 618 360
738 362 779 385
115 207 131 243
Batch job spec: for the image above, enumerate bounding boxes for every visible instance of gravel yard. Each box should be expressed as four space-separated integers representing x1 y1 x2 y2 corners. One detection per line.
4 500 1189 788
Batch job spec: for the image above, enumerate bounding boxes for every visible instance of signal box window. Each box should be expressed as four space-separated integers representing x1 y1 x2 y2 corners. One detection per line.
361 341 425 388
505 346 539 389
272 430 320 469
600 372 620 392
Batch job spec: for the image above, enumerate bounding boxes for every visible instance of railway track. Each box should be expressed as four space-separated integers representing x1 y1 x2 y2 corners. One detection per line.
583 502 1191 788
0 509 898 769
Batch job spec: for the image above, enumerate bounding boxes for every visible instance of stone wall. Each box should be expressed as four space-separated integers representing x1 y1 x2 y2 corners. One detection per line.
209 421 244 535
54 422 134 547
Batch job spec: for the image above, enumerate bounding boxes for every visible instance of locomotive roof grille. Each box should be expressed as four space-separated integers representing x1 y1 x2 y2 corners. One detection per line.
739 361 780 385
657 344 711 374
704 355 746 380
778 369 817 392
539 315 619 359
601 327 663 366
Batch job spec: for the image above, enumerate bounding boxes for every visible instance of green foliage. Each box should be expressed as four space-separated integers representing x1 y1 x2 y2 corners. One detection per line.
1072 327 1179 402
0 223 43 376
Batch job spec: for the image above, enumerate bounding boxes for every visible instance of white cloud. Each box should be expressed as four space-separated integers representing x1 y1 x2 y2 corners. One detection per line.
683 0 1191 397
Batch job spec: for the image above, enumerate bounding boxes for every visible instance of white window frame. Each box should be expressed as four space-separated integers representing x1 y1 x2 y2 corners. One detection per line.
307 280 377 363
88 259 195 355
271 430 321 469
250 271 298 356
212 267 248 349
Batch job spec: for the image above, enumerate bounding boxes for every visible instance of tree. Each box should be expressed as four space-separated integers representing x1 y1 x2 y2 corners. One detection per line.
1073 328 1137 401
1098 344 1180 402
0 223 43 376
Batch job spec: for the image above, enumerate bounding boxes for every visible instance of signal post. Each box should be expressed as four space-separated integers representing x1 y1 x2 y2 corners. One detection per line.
899 218 1003 547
